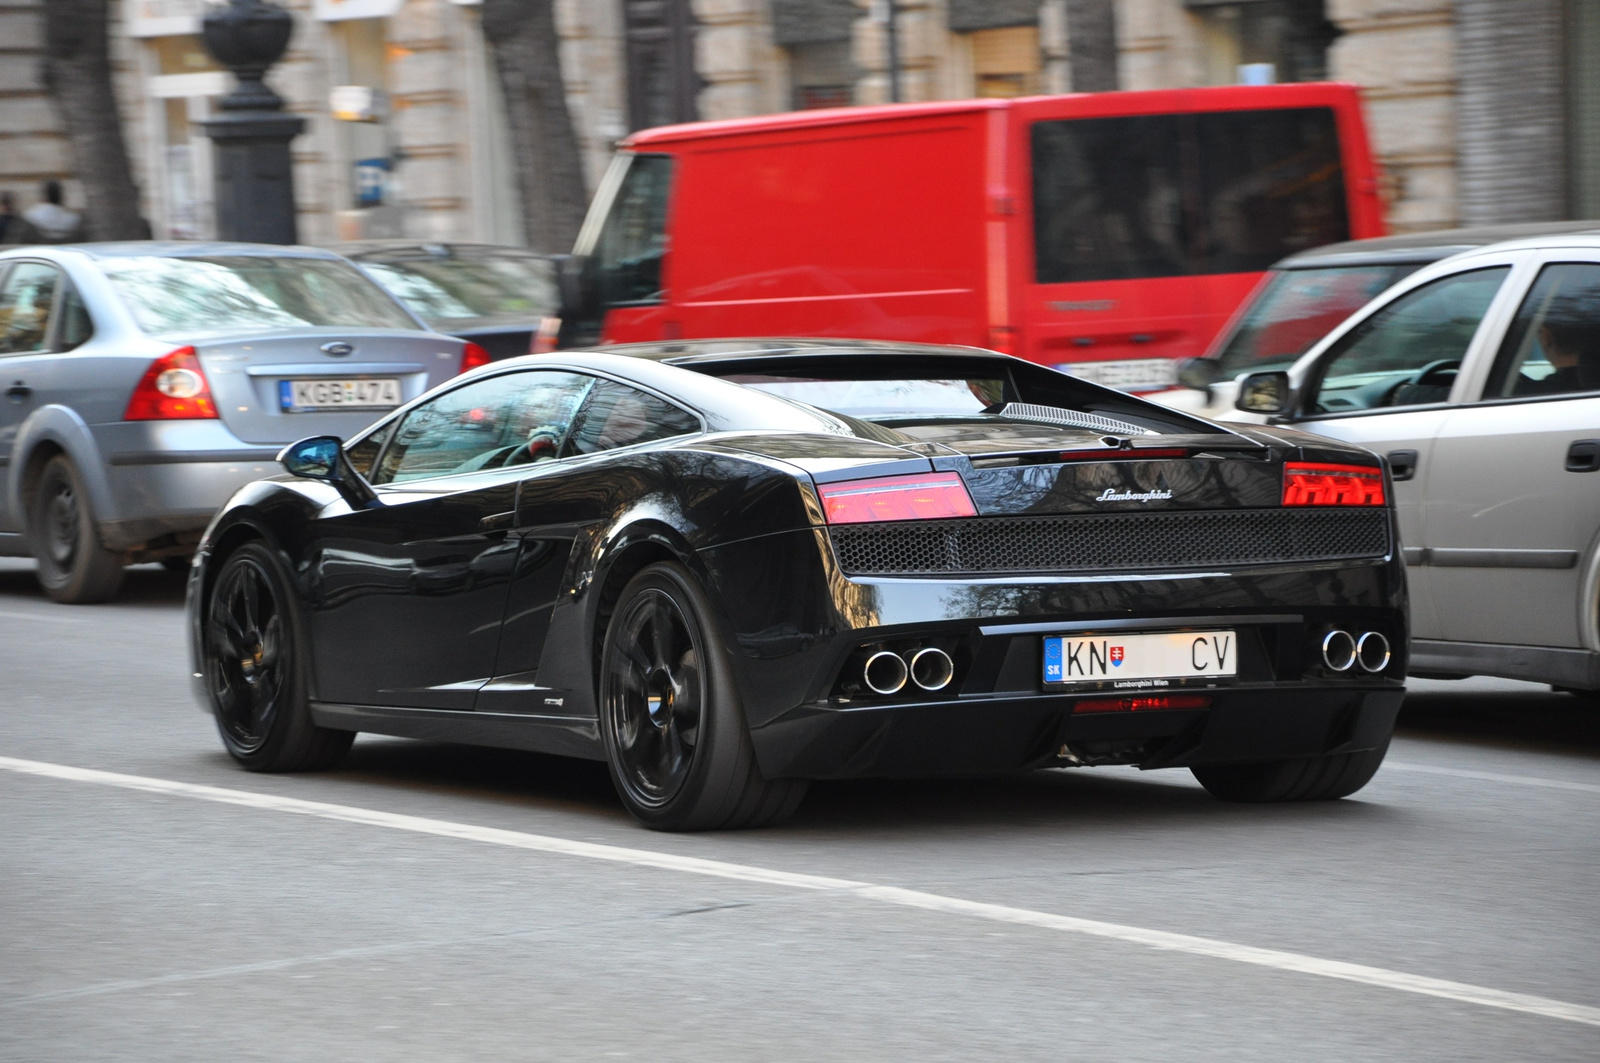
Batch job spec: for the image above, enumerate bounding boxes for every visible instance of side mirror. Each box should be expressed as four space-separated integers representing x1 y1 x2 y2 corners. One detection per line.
1175 357 1222 391
1235 371 1292 415
278 435 379 509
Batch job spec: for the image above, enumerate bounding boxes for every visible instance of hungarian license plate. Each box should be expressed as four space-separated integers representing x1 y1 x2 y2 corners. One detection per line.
1043 630 1237 688
1056 358 1176 391
279 378 402 412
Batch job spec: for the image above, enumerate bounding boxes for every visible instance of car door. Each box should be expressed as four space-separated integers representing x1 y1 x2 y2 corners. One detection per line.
307 368 596 710
476 374 703 714
1283 263 1518 640
1424 256 1600 649
0 260 80 534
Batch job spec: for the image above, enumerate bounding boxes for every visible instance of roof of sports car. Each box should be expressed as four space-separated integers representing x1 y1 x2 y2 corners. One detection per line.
582 337 1006 365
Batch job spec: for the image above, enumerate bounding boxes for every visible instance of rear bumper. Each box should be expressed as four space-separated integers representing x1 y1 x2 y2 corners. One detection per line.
752 685 1404 779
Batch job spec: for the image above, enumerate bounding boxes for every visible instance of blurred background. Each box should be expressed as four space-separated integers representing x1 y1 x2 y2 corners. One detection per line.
5 0 1598 252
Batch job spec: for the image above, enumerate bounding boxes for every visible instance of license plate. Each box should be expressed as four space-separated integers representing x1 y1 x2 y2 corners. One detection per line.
1043 630 1237 688
1056 359 1176 391
279 378 402 411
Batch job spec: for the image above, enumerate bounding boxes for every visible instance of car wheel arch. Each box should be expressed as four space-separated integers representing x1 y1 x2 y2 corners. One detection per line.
11 406 112 532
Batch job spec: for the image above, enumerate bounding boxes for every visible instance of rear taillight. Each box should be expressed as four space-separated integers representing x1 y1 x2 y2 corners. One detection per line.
1282 462 1385 507
817 472 978 524
123 346 217 421
459 341 493 373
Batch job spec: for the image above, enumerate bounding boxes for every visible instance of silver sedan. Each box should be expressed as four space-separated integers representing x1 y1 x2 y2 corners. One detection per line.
0 242 486 602
1226 232 1600 695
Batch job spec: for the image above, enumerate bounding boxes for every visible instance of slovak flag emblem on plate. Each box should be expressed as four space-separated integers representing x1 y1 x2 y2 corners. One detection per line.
1110 646 1125 666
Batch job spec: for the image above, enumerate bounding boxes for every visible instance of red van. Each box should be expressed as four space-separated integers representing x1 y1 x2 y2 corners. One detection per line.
562 83 1384 390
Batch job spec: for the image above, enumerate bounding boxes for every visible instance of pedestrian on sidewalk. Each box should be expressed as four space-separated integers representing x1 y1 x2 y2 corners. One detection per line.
4 180 86 244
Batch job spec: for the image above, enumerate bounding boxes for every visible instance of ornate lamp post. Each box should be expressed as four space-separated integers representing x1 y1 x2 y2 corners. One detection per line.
199 0 306 244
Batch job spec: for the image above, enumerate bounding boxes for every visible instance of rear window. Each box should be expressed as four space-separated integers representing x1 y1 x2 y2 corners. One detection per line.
359 253 558 327
727 375 1007 417
1215 264 1418 375
101 255 418 335
1032 107 1351 283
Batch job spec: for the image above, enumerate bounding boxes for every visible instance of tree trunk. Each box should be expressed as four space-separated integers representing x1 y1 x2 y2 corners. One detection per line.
480 0 589 252
1064 0 1118 93
40 0 146 240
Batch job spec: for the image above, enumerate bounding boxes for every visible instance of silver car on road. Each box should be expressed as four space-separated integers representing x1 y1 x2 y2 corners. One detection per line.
1228 233 1600 695
0 242 483 602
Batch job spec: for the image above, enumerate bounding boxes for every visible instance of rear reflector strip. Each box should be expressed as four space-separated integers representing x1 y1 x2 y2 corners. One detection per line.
817 472 978 524
1073 694 1213 714
1282 462 1385 507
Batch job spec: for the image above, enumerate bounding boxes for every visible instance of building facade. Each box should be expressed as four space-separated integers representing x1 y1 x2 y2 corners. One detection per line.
2 0 1596 244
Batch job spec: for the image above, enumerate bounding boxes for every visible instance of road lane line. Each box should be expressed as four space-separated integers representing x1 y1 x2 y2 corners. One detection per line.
1386 760 1600 795
5 753 1600 1030
0 609 85 624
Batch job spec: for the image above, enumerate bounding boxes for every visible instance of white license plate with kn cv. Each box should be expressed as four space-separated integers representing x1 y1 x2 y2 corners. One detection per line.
280 378 402 412
1043 630 1237 688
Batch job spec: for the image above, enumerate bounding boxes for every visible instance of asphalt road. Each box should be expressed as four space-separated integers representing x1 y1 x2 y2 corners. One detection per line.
2 558 1598 1061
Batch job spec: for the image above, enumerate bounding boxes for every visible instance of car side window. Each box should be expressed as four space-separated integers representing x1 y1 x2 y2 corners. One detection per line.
373 370 595 485
0 262 60 355
1482 263 1600 399
55 280 93 350
345 419 395 478
562 379 700 457
1307 266 1509 414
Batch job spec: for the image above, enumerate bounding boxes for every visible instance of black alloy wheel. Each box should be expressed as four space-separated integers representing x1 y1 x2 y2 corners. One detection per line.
599 562 806 831
27 455 125 604
203 542 352 772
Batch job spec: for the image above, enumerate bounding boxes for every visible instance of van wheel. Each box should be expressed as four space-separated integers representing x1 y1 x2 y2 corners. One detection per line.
1191 739 1390 802
28 455 125 604
599 562 807 831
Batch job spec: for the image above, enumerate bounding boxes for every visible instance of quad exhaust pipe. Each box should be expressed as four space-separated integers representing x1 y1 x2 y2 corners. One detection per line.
856 646 956 695
1320 629 1390 674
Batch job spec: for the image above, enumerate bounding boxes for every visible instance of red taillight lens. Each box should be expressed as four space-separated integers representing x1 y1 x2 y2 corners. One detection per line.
459 341 493 373
1074 694 1212 714
817 472 978 524
1282 462 1385 506
123 346 217 421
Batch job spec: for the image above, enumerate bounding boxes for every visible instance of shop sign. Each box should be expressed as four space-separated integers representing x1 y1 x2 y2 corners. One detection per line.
126 0 207 37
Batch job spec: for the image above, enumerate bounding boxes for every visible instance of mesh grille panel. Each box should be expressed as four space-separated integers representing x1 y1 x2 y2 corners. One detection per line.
827 508 1390 576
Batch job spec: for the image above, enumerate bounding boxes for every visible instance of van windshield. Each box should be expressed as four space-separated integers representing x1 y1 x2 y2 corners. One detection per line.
1032 107 1351 283
1214 264 1419 376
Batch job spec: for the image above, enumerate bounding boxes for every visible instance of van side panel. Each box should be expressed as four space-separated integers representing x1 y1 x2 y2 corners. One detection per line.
643 117 990 346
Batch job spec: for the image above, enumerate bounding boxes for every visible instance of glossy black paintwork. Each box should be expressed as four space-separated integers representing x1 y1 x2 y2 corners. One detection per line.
188 341 1407 779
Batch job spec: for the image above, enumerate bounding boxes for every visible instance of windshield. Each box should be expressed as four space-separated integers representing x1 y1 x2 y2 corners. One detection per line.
1214 264 1418 375
101 255 418 335
727 376 1007 417
359 253 559 327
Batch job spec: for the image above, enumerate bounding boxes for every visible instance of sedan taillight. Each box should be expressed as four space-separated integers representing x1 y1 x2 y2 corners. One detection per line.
1282 462 1385 506
817 472 978 524
123 346 217 421
459 341 493 374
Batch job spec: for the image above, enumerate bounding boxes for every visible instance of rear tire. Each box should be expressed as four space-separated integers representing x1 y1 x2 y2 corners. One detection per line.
599 561 807 831
202 542 353 772
1191 739 1390 803
27 455 125 604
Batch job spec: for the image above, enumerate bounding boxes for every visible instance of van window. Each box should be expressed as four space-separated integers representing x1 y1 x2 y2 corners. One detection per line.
594 154 674 307
1032 107 1349 283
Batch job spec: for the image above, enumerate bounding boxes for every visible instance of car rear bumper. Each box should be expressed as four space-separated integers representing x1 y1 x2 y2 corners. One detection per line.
751 684 1404 779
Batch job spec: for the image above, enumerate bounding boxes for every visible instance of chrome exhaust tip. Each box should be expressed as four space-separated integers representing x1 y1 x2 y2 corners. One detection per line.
1321 629 1357 672
908 647 954 691
1356 631 1391 674
863 650 909 695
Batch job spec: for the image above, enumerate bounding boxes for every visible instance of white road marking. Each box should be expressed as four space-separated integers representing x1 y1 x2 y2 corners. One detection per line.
4 753 1599 1030
1386 760 1600 795
0 609 85 624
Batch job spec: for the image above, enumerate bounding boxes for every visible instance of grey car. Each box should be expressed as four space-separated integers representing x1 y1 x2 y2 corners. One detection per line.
0 242 477 603
1227 233 1600 695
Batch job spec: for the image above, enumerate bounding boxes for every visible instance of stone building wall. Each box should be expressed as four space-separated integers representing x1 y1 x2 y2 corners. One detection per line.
0 0 79 218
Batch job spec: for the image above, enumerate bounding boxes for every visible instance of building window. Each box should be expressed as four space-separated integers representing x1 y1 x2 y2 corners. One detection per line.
624 0 699 131
790 40 853 109
1188 0 1340 85
970 25 1041 98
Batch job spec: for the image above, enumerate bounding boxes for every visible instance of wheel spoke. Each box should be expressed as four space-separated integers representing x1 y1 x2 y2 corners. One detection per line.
648 594 676 671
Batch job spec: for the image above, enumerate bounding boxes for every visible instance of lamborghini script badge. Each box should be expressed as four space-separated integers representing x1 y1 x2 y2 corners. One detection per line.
1097 487 1174 502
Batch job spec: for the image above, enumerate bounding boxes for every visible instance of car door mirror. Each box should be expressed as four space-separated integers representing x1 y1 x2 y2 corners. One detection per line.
1235 371 1291 415
278 435 380 509
1176 357 1222 391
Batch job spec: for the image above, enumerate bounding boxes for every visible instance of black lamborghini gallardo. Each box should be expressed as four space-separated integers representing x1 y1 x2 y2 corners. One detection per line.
187 340 1407 830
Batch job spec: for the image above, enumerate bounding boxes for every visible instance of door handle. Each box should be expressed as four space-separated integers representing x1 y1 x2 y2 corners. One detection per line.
5 381 30 403
1566 439 1600 473
479 510 515 532
1386 449 1419 482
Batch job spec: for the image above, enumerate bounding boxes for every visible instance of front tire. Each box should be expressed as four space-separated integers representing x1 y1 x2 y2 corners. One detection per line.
1191 739 1390 803
202 542 353 772
599 562 806 831
27 455 125 604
